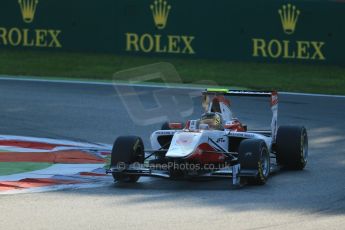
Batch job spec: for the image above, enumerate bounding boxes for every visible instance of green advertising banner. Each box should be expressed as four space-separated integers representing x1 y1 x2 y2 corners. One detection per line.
0 0 117 52
0 0 344 64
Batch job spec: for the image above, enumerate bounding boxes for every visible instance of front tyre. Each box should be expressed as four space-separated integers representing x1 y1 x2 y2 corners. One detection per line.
238 139 270 185
276 126 308 170
110 136 145 183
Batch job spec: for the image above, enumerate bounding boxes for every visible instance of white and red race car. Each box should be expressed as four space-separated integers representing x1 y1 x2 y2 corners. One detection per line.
107 89 308 186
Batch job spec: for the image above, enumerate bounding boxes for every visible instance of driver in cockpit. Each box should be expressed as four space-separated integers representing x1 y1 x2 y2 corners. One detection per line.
199 112 224 130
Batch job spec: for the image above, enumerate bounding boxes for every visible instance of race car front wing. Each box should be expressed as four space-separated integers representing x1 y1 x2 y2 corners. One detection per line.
106 164 265 186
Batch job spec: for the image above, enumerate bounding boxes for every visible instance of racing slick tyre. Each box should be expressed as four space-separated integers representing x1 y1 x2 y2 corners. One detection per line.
110 136 145 183
276 126 308 170
238 139 270 185
161 121 184 130
161 122 170 130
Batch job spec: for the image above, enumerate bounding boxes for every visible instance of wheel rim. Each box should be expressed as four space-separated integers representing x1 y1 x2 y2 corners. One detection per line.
135 146 144 163
301 131 308 163
261 148 270 177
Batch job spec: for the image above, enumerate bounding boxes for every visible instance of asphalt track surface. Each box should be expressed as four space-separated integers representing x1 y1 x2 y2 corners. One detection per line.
0 79 344 230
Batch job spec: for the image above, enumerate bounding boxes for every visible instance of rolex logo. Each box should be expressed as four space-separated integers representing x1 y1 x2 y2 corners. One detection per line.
18 0 39 23
278 4 300 35
150 0 171 30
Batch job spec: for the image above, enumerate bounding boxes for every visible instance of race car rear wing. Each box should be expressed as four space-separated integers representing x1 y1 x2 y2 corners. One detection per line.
204 88 272 97
203 89 278 143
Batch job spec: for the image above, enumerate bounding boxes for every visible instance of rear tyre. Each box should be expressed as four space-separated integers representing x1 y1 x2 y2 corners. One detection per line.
161 122 184 130
161 122 170 130
110 136 145 183
238 139 270 185
276 126 308 170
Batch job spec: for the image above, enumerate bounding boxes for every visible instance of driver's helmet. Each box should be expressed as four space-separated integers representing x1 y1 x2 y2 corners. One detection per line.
199 112 223 130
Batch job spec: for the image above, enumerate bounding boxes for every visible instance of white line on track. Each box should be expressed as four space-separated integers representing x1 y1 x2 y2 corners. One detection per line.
1 75 345 98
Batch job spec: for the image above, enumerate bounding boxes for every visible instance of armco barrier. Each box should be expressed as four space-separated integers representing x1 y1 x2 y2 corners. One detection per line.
0 0 344 64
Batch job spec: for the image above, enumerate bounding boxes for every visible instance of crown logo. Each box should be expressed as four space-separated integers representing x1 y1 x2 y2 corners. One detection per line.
150 0 171 30
278 4 300 35
18 0 39 23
